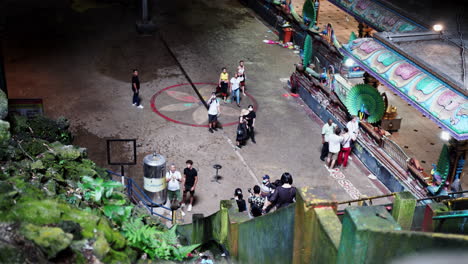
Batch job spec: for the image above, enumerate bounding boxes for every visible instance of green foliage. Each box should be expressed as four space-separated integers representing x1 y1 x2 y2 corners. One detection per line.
0 89 8 119
78 176 124 204
123 218 200 261
103 205 133 226
0 120 11 145
1 114 199 262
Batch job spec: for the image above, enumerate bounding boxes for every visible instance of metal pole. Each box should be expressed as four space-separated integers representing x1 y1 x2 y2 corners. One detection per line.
172 210 176 225
142 0 148 22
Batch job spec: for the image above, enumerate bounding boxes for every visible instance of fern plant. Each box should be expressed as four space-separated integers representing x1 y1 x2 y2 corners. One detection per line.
122 218 200 261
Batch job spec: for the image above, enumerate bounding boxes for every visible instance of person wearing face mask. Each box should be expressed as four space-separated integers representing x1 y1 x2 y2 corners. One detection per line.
260 175 273 198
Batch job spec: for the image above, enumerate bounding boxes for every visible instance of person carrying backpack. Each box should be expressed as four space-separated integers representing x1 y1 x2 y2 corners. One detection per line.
248 185 265 217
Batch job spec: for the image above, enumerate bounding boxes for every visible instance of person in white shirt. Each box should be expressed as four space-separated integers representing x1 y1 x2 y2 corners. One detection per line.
321 119 337 161
207 92 220 133
165 164 182 207
337 128 353 168
230 73 241 107
238 60 246 96
327 127 343 169
346 115 359 141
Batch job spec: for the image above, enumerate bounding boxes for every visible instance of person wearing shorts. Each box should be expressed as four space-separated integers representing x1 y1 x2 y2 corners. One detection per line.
182 160 198 212
219 67 229 102
165 164 182 206
207 92 220 133
237 60 246 96
327 127 343 169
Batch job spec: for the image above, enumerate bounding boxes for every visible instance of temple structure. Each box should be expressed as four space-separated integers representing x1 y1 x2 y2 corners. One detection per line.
247 0 467 198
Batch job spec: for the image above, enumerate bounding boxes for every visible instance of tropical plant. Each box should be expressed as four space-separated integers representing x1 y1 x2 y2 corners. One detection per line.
78 176 124 204
122 218 200 261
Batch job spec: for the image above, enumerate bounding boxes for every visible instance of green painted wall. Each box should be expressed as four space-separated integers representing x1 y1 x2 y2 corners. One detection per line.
365 230 468 263
177 194 468 264
392 192 416 230
313 208 341 263
237 204 296 264
337 206 401 264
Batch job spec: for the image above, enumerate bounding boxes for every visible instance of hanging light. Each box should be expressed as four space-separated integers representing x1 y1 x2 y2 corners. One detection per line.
433 24 443 32
440 131 451 141
345 58 355 67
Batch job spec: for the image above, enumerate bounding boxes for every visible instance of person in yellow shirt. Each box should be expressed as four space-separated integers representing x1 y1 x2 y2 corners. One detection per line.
219 67 229 102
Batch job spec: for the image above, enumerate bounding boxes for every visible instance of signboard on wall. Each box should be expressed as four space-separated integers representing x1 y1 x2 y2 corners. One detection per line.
8 98 44 118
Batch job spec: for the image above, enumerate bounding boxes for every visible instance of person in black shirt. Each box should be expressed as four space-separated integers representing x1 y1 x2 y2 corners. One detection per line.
233 188 247 213
262 172 296 213
182 160 198 212
245 105 256 144
132 69 143 109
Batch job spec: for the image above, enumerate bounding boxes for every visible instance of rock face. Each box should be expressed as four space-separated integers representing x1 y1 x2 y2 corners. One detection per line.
0 90 7 120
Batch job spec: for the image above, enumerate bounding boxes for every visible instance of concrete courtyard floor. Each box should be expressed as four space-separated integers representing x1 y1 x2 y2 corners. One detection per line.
5 0 390 223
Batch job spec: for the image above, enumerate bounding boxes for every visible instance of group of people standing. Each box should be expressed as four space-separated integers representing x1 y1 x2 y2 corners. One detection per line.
320 116 360 169
165 160 198 216
218 61 247 107
233 173 296 218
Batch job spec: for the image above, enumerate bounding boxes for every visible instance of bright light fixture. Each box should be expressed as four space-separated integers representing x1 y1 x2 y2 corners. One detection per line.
440 131 451 141
433 24 443 32
344 58 355 67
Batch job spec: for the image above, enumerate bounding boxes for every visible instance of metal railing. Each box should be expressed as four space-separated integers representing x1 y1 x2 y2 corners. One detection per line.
106 170 173 222
338 193 396 206
381 137 410 170
417 190 468 203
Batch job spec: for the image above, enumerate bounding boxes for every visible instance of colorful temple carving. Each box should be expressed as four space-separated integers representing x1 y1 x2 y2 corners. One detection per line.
328 0 426 33
342 38 468 140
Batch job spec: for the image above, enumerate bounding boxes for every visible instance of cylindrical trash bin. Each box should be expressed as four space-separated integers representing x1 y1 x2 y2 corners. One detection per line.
283 27 293 43
143 153 167 205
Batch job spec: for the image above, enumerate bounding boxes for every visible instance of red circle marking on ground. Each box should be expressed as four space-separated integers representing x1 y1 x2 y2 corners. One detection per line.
150 83 258 127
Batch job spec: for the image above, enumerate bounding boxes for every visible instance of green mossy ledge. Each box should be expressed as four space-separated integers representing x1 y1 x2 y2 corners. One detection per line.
0 114 199 263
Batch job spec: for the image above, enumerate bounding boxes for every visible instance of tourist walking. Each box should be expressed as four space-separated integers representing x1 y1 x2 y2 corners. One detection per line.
236 109 249 149
207 92 220 133
337 127 352 168
248 185 265 217
131 69 143 109
165 164 183 213
238 60 246 96
181 160 198 212
244 105 256 144
320 119 336 161
327 127 343 169
230 73 241 107
262 173 296 213
219 67 229 102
